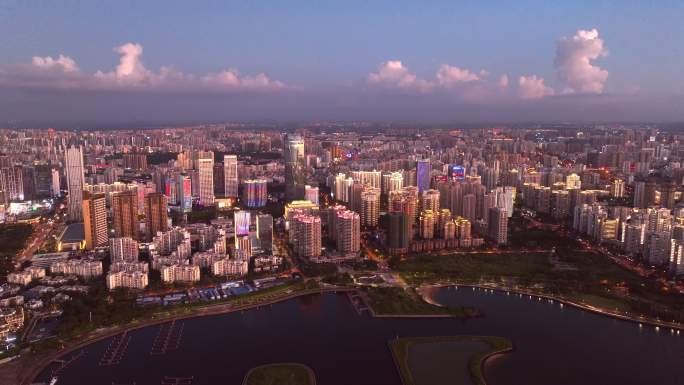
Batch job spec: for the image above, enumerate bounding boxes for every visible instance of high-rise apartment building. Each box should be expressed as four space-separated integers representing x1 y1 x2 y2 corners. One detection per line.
488 207 508 245
66 145 85 220
112 190 139 240
336 210 360 255
145 192 169 240
83 191 108 249
224 155 239 198
243 179 268 207
360 187 381 227
284 134 306 200
198 155 215 205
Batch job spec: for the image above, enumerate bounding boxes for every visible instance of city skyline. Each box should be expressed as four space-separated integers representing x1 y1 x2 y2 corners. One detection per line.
1 1 684 123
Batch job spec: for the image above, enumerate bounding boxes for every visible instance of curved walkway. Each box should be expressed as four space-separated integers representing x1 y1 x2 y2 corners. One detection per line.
18 287 354 385
423 282 684 332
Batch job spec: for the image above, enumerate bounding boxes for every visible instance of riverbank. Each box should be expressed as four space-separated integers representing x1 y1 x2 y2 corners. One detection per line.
389 335 513 385
10 286 354 385
421 282 684 333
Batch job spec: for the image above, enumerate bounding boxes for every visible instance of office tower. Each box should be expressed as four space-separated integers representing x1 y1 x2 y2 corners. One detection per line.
33 164 52 197
66 145 85 220
256 214 273 252
224 155 238 198
109 237 139 262
416 158 431 193
488 207 508 245
213 161 225 197
304 185 319 205
243 179 268 208
611 179 625 198
176 173 192 212
566 173 581 190
198 155 215 205
284 134 306 200
421 189 440 213
83 191 108 250
234 210 251 241
51 168 61 197
336 210 360 255
0 167 24 204
145 192 169 240
112 190 139 240
360 187 381 227
419 210 435 239
387 212 410 255
291 214 321 258
20 166 35 201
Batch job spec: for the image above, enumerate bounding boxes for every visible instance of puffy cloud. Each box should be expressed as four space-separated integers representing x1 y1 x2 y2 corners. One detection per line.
1 43 285 93
367 60 492 98
554 28 608 93
435 65 483 86
367 60 432 92
518 75 554 99
31 55 79 72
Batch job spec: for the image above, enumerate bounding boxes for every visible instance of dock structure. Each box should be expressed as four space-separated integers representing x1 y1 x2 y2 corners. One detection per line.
151 320 185 355
347 291 370 315
51 350 85 377
99 331 131 366
161 376 193 385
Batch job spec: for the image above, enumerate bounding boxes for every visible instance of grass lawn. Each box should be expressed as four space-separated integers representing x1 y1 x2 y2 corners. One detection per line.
389 336 512 385
363 287 479 318
244 363 315 385
393 247 684 322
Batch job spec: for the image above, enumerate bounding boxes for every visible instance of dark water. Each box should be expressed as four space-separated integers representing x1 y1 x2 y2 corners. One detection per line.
37 287 684 385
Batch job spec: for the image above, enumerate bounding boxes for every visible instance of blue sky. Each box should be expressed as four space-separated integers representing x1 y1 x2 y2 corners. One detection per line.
0 0 683 123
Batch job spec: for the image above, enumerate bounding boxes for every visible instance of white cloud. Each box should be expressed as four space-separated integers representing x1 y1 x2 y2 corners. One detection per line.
555 28 608 93
367 60 493 99
518 75 554 99
1 43 285 93
435 64 482 86
367 60 432 93
31 55 79 72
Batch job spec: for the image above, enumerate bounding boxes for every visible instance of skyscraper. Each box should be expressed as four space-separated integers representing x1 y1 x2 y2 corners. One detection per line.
416 158 431 193
234 210 251 241
145 192 169 240
256 214 273 252
82 191 108 250
304 185 319 205
198 155 215 205
112 190 139 240
243 179 268 207
488 207 508 245
387 212 410 255
177 173 192 212
224 154 238 198
66 145 85 220
284 134 306 200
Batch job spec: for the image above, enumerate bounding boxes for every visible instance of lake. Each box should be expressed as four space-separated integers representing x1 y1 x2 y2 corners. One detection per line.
36 287 684 385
